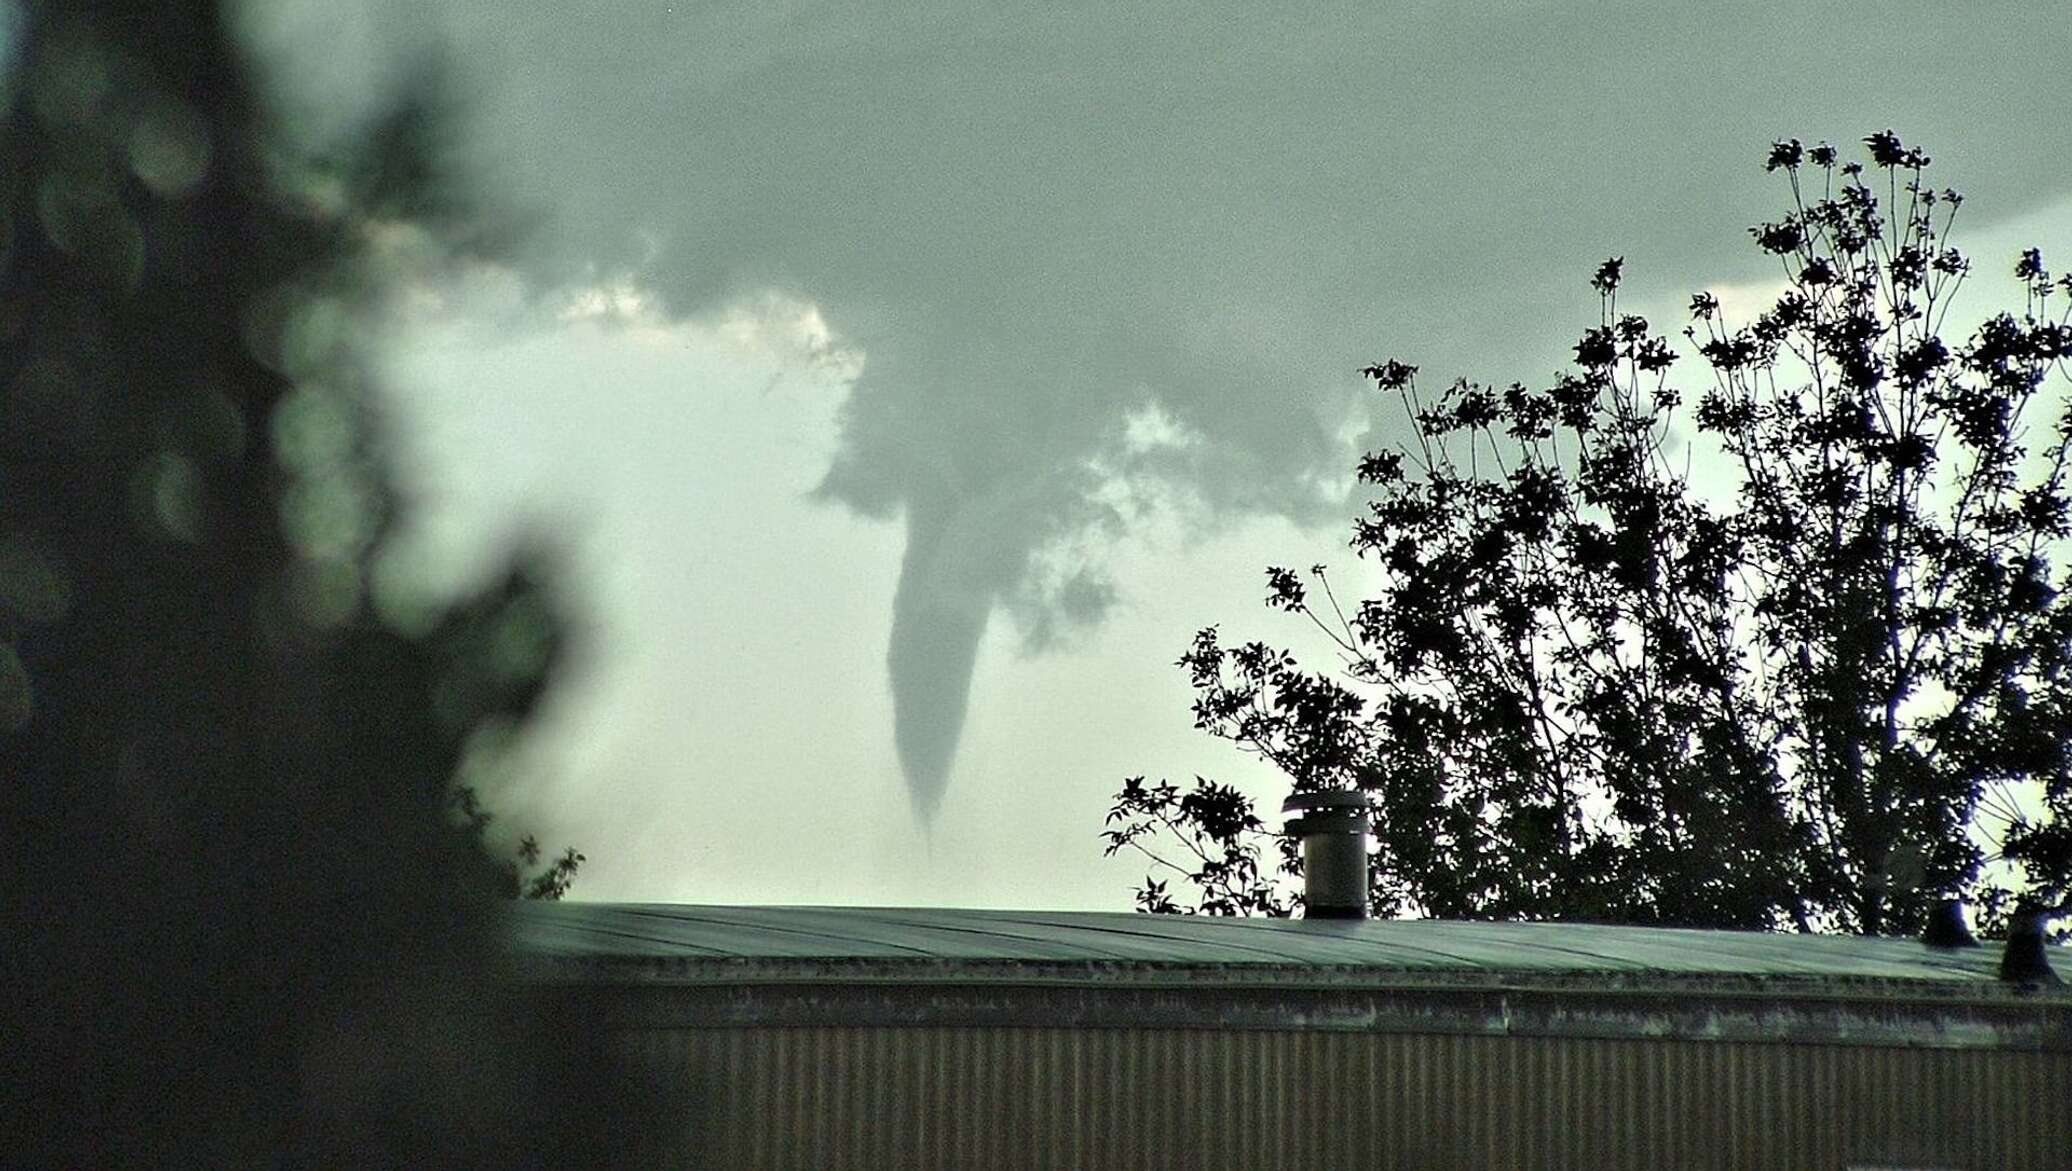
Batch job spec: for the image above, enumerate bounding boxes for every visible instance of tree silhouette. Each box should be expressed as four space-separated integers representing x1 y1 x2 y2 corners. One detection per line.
0 1 640 1164
1107 134 2072 936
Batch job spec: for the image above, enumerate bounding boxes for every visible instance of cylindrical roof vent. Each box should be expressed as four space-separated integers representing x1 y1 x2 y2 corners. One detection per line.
1923 899 1978 949
1282 789 1370 920
1999 902 2061 986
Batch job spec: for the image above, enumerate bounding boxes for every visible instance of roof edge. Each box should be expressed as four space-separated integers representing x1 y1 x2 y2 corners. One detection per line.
524 965 2072 1052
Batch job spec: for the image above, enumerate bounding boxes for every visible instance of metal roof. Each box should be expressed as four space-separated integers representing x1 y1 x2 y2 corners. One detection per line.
507 902 2035 985
510 904 2072 1054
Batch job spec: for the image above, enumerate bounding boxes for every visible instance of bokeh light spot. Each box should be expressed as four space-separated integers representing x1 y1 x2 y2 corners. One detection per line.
129 99 211 198
270 383 353 472
244 290 359 380
0 540 71 624
278 295 352 377
134 450 204 542
157 384 247 465
280 471 374 561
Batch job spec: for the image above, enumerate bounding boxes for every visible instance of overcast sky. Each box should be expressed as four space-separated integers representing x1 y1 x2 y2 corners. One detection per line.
243 1 2072 908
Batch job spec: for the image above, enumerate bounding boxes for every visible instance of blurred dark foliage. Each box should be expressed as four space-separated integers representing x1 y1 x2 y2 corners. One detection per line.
0 0 672 1164
1109 134 2072 938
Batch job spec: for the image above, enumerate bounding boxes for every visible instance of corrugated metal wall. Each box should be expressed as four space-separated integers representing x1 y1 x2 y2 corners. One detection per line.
612 1025 2071 1170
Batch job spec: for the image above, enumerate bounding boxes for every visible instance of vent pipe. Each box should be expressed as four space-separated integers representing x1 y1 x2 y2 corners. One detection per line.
1923 899 1978 949
1999 902 2061 986
1282 789 1370 920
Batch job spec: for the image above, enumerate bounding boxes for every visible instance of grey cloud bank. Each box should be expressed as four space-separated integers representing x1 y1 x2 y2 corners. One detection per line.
256 1 2072 815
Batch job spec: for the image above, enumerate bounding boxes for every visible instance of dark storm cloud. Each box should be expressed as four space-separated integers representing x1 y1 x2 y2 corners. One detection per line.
261 0 2072 813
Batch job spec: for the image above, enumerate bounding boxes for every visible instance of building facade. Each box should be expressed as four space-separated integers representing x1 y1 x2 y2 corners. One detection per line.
511 904 2072 1169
